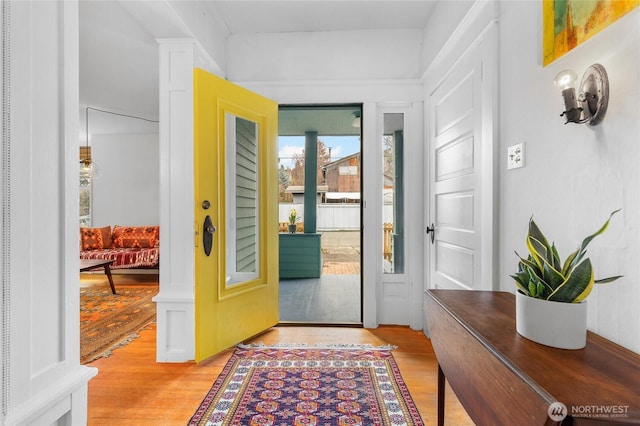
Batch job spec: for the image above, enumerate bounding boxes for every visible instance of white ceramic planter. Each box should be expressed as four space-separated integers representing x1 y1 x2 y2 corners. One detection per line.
515 291 587 350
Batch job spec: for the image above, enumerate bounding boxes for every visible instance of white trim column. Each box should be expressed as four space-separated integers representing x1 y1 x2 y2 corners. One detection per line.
155 39 196 362
155 39 219 362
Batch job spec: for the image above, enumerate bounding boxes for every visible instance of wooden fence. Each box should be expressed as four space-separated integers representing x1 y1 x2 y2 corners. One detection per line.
383 223 393 261
278 222 304 233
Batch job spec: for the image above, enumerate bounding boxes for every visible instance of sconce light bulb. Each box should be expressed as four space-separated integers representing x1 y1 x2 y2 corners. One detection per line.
554 69 578 90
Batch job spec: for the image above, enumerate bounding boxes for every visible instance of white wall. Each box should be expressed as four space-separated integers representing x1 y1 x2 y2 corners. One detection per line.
228 29 424 81
79 0 159 121
496 3 640 352
91 133 160 227
167 1 228 75
422 0 475 69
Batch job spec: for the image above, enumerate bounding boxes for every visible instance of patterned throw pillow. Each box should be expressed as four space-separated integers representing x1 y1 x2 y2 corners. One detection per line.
80 226 112 250
112 225 159 248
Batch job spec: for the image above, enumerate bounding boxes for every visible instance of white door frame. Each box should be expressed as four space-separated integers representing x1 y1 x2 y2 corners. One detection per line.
423 1 497 310
235 82 424 329
372 103 425 328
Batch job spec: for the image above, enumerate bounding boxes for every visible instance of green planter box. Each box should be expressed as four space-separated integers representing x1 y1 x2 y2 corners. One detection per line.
279 233 322 279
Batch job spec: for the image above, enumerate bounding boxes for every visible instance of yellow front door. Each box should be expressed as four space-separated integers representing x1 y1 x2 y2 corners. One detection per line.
194 68 279 362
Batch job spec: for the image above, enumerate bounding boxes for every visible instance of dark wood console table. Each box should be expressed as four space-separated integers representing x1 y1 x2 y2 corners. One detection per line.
425 290 640 425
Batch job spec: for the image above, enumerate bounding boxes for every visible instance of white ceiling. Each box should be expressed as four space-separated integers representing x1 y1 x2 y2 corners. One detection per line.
207 1 438 34
279 105 362 136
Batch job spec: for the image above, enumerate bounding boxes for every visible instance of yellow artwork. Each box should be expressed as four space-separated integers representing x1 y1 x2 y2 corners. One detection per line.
543 0 639 66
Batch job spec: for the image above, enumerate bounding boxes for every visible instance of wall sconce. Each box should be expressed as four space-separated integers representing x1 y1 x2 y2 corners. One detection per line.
553 63 609 126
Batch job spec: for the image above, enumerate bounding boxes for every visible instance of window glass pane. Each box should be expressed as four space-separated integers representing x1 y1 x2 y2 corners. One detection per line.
383 113 404 274
235 117 258 273
226 114 259 284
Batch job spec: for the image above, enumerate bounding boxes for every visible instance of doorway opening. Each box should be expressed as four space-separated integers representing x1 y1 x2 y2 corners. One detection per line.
78 108 160 364
277 104 363 324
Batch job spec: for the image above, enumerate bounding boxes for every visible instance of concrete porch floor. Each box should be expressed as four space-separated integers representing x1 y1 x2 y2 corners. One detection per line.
279 231 362 323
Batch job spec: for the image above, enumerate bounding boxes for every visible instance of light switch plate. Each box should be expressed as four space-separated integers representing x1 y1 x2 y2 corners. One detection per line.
507 143 525 170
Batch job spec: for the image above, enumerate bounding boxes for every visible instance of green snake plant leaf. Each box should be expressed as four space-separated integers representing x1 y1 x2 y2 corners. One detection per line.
511 270 531 295
547 258 594 303
542 261 565 292
595 275 623 284
512 277 530 295
515 252 543 280
525 265 546 289
566 209 621 273
529 218 562 269
529 273 554 298
550 243 562 271
561 249 579 276
528 217 551 253
511 268 529 285
527 236 548 269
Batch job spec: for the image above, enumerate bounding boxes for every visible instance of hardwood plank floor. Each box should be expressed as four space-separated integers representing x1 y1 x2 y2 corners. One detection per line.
86 322 475 425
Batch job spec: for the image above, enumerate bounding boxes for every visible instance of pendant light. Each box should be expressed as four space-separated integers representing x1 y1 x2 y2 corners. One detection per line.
80 106 102 180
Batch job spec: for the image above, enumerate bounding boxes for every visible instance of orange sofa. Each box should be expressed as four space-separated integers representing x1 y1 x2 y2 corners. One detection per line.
79 225 159 270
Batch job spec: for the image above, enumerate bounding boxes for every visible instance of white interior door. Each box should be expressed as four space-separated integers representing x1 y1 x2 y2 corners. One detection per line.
427 31 495 292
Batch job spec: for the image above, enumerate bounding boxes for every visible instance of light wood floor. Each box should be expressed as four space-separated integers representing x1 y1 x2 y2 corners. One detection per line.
86 320 475 425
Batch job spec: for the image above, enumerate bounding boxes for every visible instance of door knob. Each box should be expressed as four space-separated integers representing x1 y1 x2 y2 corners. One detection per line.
426 223 435 244
203 215 215 256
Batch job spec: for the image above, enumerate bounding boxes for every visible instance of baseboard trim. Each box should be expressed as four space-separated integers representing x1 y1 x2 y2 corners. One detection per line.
4 366 97 425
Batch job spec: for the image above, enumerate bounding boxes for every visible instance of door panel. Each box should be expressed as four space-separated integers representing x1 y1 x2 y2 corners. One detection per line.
194 68 278 362
428 45 483 291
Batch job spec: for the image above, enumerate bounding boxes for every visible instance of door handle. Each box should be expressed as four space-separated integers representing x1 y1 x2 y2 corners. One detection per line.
426 223 435 244
203 215 216 256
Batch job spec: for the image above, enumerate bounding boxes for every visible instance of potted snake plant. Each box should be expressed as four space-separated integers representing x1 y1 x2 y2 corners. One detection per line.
288 208 299 233
511 209 622 349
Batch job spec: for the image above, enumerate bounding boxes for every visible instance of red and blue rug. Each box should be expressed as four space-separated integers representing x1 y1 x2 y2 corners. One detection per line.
189 344 424 425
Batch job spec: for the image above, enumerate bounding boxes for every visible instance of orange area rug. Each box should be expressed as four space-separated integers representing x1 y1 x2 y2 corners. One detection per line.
81 285 157 363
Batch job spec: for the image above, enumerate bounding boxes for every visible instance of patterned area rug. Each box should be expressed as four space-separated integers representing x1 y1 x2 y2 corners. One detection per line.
80 285 157 363
189 345 424 425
